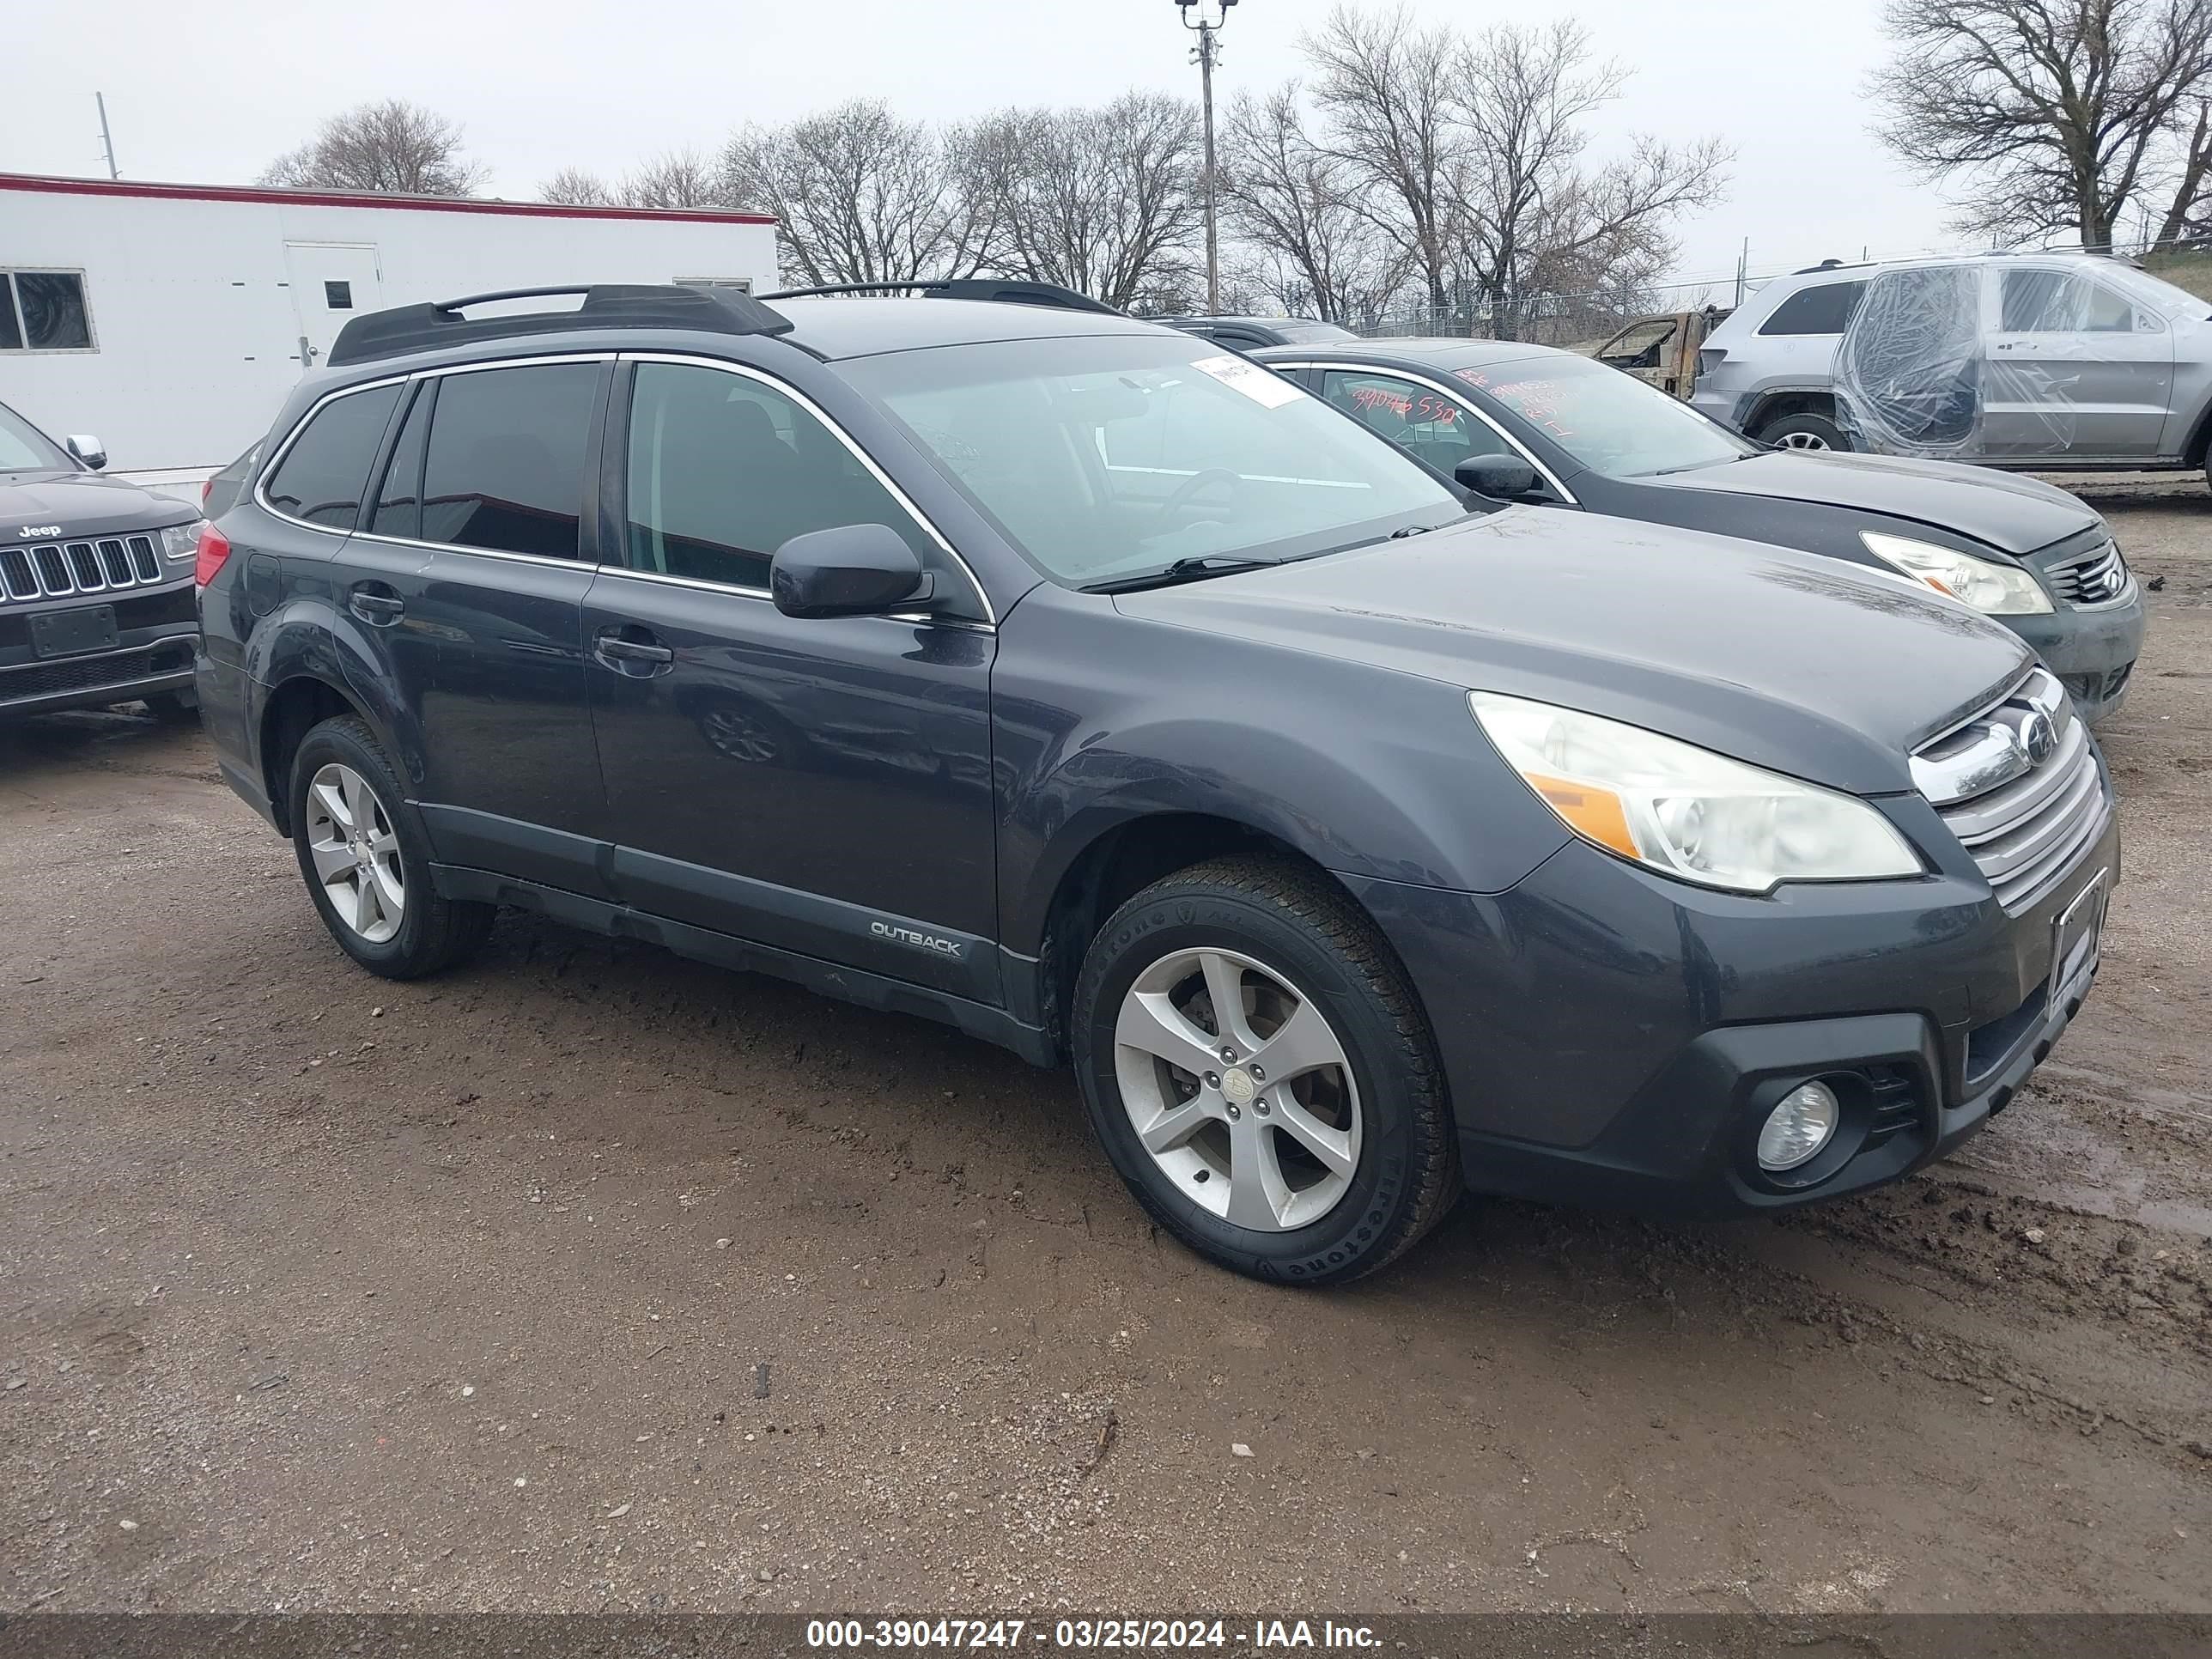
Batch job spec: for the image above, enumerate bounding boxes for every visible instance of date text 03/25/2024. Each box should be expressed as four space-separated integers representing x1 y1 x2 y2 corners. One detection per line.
805 1619 1381 1650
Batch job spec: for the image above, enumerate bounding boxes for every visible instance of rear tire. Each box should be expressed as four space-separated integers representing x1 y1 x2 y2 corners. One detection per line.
1071 855 1460 1285
1756 410 1850 452
288 714 494 980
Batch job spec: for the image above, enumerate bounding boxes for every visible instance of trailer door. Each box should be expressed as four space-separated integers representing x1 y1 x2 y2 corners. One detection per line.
284 242 383 371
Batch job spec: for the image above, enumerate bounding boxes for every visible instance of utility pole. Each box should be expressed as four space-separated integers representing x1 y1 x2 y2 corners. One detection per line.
1177 0 1237 314
1734 236 1748 309
95 93 119 179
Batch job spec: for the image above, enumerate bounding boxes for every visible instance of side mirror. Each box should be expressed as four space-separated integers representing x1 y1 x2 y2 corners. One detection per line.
1455 453 1543 502
66 434 106 471
769 523 934 619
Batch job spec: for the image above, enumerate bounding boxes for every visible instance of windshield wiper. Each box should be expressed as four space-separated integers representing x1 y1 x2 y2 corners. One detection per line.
1389 522 1435 538
1082 555 1283 593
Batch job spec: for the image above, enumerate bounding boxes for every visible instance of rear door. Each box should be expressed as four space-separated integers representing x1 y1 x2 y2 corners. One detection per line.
336 356 615 893
283 243 383 374
582 353 1001 998
1984 264 2174 458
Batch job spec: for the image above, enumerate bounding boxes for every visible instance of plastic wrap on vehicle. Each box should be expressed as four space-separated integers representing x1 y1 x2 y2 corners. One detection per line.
1835 263 2082 457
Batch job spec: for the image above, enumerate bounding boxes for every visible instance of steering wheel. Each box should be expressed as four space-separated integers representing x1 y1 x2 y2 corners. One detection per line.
1151 467 1243 532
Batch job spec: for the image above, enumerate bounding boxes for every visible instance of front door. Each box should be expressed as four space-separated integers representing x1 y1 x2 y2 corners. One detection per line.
284 243 383 373
1984 264 2175 459
583 356 1002 1002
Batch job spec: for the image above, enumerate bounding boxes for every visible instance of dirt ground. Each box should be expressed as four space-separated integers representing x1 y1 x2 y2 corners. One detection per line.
3 487 2209 1618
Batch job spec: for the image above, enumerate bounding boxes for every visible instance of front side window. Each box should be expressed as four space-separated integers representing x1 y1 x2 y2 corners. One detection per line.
0 271 94 351
263 382 404 529
0 401 73 472
623 362 954 604
1320 370 1512 476
418 362 602 558
1454 354 1754 477
2001 270 2135 333
843 335 1462 586
1757 281 1866 337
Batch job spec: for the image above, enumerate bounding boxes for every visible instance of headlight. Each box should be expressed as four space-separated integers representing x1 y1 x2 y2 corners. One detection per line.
158 520 209 562
1860 532 2051 614
1469 691 1923 894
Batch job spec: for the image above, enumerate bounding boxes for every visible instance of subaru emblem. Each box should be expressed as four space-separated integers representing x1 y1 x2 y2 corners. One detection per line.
2020 711 2057 765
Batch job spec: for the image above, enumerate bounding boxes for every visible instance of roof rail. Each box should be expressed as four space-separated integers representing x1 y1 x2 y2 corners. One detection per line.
325 283 793 367
760 278 1122 315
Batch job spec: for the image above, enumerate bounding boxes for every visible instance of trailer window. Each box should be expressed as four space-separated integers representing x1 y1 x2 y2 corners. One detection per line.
264 383 404 529
0 270 94 352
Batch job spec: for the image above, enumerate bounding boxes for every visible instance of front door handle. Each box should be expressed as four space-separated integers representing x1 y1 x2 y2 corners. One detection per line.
593 629 676 674
349 584 405 626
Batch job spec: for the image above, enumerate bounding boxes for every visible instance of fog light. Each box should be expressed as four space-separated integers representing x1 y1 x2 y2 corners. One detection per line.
1758 1080 1840 1171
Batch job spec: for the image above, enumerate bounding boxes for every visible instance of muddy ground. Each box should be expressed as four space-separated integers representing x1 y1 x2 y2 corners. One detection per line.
2 487 2208 1617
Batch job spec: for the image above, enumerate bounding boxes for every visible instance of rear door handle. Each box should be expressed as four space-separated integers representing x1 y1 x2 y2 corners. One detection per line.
349 584 405 625
593 629 676 673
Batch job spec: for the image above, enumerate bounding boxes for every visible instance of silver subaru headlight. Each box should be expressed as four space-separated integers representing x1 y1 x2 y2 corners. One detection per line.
1470 691 1924 895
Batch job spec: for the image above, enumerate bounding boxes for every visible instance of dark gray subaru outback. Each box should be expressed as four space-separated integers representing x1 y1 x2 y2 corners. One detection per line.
195 284 2118 1284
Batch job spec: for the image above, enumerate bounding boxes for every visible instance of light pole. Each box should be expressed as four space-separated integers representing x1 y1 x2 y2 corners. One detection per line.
1177 0 1236 314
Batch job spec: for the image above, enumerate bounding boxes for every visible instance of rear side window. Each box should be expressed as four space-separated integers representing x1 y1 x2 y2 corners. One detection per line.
420 362 602 558
368 381 434 542
1757 281 1866 337
623 361 947 600
263 382 404 529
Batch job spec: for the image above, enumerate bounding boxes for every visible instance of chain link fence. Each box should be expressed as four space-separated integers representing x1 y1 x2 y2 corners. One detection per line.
1352 276 1741 349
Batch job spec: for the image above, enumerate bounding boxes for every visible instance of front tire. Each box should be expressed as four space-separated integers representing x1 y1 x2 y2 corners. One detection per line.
1756 410 1850 452
289 715 494 980
1072 856 1460 1285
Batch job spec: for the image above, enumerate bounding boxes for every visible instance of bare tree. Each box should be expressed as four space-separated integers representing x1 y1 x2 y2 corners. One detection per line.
967 93 1205 310
1873 0 2212 248
260 99 486 196
724 100 989 286
620 149 727 210
1219 85 1413 323
2156 96 2212 239
1302 5 1472 313
540 167 616 206
1452 21 1730 337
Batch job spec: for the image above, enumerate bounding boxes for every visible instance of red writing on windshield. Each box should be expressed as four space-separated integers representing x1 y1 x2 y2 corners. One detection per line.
1348 385 1459 424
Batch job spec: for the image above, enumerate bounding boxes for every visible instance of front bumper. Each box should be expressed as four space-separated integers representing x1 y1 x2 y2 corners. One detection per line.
0 582 198 717
1345 805 2119 1218
2005 592 2144 725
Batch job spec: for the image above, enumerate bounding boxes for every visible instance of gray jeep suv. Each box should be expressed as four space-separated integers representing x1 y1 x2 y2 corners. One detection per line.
197 283 2118 1284
1692 252 2212 477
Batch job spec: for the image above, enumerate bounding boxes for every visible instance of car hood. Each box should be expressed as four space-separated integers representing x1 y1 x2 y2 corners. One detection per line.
1636 451 2097 556
1114 508 2034 796
0 471 193 538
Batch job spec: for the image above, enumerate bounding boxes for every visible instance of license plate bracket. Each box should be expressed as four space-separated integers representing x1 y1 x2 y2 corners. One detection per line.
2051 870 2107 996
29 604 118 659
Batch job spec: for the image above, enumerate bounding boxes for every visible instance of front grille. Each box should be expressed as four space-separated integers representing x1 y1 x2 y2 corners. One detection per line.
0 641 192 702
2041 538 2132 608
1911 665 2109 912
0 535 172 605
2062 662 2133 706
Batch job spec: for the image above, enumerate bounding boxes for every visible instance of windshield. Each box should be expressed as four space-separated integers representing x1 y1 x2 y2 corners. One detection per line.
1273 320 1359 343
0 402 71 473
842 333 1463 586
1457 354 1756 477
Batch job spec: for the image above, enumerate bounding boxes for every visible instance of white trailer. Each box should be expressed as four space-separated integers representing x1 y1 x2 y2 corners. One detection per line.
0 173 781 489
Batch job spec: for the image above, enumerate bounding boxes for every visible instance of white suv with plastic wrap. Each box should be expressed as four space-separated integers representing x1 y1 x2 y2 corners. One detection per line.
1691 252 2212 480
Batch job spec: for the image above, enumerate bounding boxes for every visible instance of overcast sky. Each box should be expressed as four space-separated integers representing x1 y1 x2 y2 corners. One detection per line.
5 0 1968 294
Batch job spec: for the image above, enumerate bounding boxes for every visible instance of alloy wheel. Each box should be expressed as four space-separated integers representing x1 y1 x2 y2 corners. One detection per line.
1113 947 1363 1231
1774 429 1832 450
303 762 406 944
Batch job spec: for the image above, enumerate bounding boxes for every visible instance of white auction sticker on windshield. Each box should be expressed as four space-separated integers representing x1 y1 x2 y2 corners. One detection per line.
1192 354 1307 408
